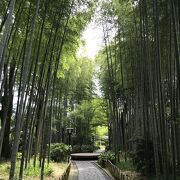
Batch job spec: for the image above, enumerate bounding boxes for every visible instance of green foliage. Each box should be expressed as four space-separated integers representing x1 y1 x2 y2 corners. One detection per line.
116 160 136 171
91 99 108 127
72 144 99 153
16 152 22 159
50 143 72 162
131 138 155 175
57 57 95 104
99 151 115 164
0 160 54 178
71 145 81 153
95 126 108 139
0 162 11 175
70 98 108 146
24 164 53 177
81 145 94 153
0 0 100 178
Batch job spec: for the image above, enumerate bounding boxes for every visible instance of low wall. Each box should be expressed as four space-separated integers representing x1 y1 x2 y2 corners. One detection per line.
105 160 143 180
60 162 71 180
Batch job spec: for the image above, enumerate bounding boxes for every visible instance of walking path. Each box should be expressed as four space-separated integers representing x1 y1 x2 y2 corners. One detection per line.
69 161 113 180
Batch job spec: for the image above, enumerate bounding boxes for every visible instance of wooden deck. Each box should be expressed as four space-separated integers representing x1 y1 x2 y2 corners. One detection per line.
70 153 100 160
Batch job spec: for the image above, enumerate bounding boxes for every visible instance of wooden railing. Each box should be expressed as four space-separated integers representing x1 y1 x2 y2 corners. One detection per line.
105 160 143 180
60 161 71 180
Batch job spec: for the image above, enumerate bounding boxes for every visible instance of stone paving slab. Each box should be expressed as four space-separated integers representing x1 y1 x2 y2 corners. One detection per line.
74 161 113 180
92 162 115 180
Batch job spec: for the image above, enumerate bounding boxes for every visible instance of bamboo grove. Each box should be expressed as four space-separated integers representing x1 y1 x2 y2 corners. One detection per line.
0 0 180 179
97 0 179 179
0 0 95 179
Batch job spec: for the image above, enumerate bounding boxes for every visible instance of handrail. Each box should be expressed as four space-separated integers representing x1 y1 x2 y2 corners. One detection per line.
104 160 143 180
60 161 71 180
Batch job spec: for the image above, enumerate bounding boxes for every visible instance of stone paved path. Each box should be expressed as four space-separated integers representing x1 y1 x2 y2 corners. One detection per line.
74 161 112 180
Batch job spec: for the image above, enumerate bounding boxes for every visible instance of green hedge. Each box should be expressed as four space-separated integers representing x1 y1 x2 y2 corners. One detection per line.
50 143 72 162
98 151 115 167
72 145 99 153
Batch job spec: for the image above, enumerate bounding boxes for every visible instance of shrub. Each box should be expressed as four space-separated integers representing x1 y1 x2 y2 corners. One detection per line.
72 144 99 153
72 145 81 153
50 143 72 162
81 145 94 153
116 160 136 171
131 138 155 175
98 151 115 167
94 145 100 151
